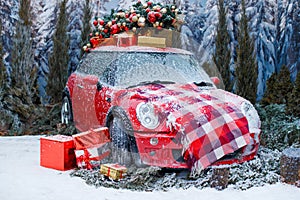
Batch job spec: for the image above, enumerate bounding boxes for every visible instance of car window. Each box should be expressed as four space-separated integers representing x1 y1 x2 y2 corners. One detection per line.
77 52 116 75
100 52 167 86
100 52 213 87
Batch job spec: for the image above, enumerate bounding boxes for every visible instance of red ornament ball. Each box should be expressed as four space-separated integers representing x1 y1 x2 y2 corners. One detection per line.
110 24 120 35
93 20 98 26
147 12 156 23
99 19 105 26
155 12 162 18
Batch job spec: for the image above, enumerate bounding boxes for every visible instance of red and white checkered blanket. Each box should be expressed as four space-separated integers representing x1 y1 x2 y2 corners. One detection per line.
136 84 251 175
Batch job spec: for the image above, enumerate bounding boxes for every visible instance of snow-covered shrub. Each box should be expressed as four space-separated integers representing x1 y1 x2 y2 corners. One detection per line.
229 147 280 190
256 104 300 151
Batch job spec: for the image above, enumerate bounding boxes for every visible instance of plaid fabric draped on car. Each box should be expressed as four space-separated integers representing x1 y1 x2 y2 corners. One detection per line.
140 84 251 175
170 97 250 175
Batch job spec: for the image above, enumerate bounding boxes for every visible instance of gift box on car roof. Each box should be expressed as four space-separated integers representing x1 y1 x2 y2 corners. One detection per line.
89 28 176 48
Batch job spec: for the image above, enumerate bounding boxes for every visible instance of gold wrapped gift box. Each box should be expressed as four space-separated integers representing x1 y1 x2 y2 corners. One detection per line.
138 36 166 48
100 163 127 180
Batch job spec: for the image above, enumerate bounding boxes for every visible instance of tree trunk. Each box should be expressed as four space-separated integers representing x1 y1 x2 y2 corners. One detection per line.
210 166 230 190
280 148 300 187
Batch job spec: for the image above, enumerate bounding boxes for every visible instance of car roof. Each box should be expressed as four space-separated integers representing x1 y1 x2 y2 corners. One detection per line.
91 45 193 55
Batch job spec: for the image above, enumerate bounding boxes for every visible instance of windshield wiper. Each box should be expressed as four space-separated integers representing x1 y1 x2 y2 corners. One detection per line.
127 80 175 89
193 81 213 87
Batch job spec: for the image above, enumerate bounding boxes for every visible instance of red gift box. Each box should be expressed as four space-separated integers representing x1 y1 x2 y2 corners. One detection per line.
40 135 76 171
114 34 137 47
73 127 111 169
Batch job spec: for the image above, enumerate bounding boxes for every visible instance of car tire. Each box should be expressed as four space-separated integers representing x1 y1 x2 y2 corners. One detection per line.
107 107 145 167
109 117 133 166
61 96 73 125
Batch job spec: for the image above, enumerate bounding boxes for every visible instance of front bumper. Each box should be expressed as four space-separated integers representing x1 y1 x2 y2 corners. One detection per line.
134 131 188 168
134 131 260 169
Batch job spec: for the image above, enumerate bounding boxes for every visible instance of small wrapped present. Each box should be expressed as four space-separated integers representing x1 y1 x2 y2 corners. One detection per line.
100 163 127 180
73 127 111 170
138 36 166 48
146 28 173 47
114 33 137 47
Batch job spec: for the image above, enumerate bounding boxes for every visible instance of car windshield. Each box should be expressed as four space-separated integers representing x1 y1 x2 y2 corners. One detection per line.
95 51 213 87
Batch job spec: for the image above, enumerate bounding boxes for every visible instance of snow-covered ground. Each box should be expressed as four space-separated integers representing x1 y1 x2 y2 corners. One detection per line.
0 136 299 200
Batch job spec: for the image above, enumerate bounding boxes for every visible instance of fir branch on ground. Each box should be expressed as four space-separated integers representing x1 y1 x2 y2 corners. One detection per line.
70 147 280 191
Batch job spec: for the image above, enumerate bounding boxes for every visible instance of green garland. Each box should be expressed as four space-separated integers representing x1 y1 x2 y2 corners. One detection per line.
83 0 183 51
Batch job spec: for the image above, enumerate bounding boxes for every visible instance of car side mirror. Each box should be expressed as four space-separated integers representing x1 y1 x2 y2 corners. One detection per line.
210 77 220 85
97 82 103 91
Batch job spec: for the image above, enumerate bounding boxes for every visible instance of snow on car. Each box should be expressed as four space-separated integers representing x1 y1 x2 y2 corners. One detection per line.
61 31 261 175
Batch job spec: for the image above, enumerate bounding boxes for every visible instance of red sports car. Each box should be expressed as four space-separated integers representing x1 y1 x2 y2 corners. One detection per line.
61 39 261 173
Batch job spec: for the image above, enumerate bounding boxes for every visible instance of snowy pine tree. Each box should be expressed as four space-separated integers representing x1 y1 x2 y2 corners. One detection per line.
288 0 300 81
261 72 277 106
213 0 232 92
32 0 58 105
277 0 300 81
235 0 258 104
261 65 293 105
47 0 70 104
67 0 84 75
252 0 277 100
275 65 293 104
80 0 92 57
0 19 8 93
286 71 300 116
10 0 36 105
1 0 19 67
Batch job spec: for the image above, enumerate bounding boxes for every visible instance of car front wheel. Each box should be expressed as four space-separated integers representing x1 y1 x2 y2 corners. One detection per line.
109 117 133 166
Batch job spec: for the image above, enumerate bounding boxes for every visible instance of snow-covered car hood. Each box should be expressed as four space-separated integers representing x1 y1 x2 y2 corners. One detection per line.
121 83 261 174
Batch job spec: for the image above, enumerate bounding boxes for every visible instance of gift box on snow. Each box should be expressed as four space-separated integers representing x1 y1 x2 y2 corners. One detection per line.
40 135 76 171
100 163 127 180
73 127 111 169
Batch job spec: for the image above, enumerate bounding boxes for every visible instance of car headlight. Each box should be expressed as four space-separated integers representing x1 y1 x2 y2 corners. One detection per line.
241 101 261 134
136 102 159 129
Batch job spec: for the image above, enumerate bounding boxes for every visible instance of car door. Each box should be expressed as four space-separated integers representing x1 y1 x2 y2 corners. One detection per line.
95 60 118 126
72 72 100 132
